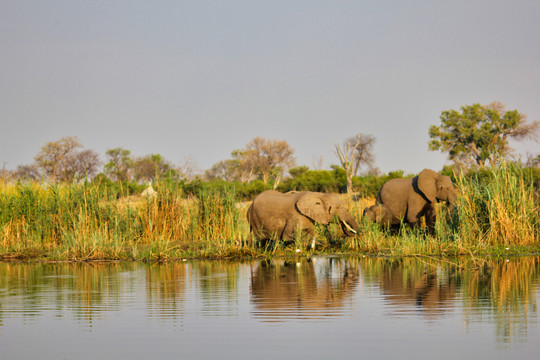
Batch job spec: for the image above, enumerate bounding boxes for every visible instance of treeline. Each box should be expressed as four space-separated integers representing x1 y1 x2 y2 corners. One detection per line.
91 166 408 201
3 135 540 202
91 163 540 202
2 100 539 201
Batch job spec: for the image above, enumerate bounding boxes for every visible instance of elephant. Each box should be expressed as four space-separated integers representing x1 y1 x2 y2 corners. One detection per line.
246 190 359 246
362 203 395 228
250 258 360 320
374 169 457 233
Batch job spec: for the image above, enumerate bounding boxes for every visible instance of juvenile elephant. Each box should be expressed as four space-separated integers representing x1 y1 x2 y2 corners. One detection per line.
375 169 457 233
363 203 395 228
247 190 359 245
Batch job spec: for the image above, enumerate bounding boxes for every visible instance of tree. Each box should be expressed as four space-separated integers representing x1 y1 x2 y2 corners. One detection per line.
241 137 296 189
205 158 242 181
34 136 82 182
12 164 41 182
132 154 177 182
104 148 133 182
334 133 376 195
428 102 540 168
61 149 101 182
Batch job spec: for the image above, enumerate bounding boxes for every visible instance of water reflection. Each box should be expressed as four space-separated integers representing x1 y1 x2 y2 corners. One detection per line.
0 256 539 346
250 258 359 321
361 256 539 343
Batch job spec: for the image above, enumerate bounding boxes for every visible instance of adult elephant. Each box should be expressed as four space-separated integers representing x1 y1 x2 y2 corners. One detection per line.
247 190 359 245
374 169 457 232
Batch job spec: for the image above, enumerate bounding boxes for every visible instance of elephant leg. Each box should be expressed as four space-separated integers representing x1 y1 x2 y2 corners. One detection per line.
281 222 297 242
424 206 436 235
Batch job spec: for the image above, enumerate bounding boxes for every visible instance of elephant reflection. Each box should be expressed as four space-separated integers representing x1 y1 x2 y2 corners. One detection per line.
373 259 458 317
250 258 359 320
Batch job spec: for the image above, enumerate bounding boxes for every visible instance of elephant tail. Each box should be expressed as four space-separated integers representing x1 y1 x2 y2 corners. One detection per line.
246 203 254 231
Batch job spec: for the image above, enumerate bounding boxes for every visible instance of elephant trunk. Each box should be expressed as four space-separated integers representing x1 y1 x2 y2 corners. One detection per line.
447 192 458 210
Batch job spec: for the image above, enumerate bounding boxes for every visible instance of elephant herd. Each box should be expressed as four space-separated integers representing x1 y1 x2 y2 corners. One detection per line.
246 168 457 244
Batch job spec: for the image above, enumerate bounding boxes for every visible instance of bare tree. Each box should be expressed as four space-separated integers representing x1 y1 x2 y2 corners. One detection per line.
12 164 41 182
177 156 200 181
312 154 324 170
334 133 376 195
34 136 82 182
242 137 296 189
232 149 256 183
62 149 101 182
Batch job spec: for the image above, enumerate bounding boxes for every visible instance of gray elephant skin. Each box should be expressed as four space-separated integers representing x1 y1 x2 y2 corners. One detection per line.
247 190 359 243
369 169 457 232
363 204 394 228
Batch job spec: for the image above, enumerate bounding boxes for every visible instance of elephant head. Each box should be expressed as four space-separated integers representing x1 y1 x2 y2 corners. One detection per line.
363 204 394 227
296 192 359 237
417 169 457 208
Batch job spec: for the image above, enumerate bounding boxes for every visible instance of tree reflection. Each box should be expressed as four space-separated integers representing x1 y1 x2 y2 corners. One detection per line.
0 262 138 327
360 256 540 343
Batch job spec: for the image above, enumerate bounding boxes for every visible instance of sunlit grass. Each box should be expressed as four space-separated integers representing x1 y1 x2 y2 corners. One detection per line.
0 162 538 261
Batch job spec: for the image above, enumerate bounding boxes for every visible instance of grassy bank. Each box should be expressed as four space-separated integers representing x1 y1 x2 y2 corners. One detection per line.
1 164 538 261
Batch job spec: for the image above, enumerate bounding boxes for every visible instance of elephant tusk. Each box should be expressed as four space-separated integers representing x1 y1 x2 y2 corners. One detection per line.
343 221 357 234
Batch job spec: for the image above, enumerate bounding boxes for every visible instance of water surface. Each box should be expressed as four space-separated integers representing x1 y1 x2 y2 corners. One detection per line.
1 256 539 359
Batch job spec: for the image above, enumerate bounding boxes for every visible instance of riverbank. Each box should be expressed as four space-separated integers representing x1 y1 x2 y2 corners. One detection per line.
1 164 538 262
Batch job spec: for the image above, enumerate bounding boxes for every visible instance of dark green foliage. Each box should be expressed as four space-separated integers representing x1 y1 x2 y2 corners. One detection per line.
92 173 151 198
182 179 271 201
278 167 407 198
428 102 539 167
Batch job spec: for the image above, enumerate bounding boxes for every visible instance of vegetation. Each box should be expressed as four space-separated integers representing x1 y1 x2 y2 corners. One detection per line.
1 101 539 261
0 162 538 261
334 133 376 195
429 101 539 168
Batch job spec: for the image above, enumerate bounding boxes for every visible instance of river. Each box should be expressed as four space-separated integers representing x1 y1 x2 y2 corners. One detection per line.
1 256 539 359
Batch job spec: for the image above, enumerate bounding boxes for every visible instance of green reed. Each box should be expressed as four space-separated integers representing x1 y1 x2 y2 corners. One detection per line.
0 162 538 261
439 163 539 248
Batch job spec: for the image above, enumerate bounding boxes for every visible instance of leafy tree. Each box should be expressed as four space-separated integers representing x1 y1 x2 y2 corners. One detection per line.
205 158 241 181
104 148 133 182
429 102 539 168
334 133 376 195
288 166 309 179
34 136 82 182
132 154 178 182
33 137 101 183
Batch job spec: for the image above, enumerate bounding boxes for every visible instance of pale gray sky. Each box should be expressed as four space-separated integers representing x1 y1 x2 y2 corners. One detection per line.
1 0 539 175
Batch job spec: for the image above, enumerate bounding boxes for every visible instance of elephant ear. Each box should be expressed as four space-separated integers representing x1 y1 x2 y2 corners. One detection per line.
296 193 330 224
417 169 438 203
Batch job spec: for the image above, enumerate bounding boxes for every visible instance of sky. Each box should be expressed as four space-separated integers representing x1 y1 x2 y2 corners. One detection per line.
1 0 539 176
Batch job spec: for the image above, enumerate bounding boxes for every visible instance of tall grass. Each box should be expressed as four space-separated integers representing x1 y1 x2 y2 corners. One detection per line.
449 163 539 246
0 163 538 261
0 181 249 260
